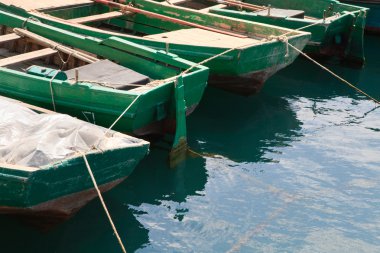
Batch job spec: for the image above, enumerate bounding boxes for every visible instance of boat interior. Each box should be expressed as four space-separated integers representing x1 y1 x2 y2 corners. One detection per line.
0 0 277 47
35 1 265 47
156 0 333 21
0 25 160 91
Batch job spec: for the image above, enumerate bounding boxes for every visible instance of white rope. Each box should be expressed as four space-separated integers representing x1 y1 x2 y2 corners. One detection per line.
48 70 60 112
281 19 325 37
103 94 141 137
176 19 380 106
82 153 127 253
180 21 322 75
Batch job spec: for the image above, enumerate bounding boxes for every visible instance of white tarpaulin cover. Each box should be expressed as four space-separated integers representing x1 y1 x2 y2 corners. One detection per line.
0 97 144 167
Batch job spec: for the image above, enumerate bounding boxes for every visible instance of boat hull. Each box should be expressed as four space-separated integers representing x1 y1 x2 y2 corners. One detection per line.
0 144 148 223
209 63 288 95
0 10 209 136
0 177 125 223
341 0 380 33
0 2 310 95
210 0 367 66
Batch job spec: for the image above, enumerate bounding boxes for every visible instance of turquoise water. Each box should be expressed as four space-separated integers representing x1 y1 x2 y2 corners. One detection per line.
1 35 380 252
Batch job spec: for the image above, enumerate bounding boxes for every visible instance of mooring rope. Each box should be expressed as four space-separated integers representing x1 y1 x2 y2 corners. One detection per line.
48 70 61 112
82 153 127 253
180 21 379 105
56 50 73 70
103 94 142 137
286 42 380 105
178 21 323 76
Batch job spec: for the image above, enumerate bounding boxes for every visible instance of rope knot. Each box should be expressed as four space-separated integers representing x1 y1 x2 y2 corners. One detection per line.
276 35 289 58
21 17 41 29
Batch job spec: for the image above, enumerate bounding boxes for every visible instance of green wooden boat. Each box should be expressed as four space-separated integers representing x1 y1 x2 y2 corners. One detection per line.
341 0 380 33
193 0 368 65
0 10 209 153
0 0 310 95
0 95 149 221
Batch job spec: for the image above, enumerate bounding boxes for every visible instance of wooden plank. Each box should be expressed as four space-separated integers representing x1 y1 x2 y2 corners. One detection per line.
145 28 259 48
69 11 125 24
163 0 188 5
1 0 92 11
14 28 99 63
0 33 21 44
94 0 247 38
199 4 227 13
255 8 305 19
0 48 57 67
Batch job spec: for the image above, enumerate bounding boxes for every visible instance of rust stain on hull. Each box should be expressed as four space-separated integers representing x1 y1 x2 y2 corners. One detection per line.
0 177 127 225
209 64 288 96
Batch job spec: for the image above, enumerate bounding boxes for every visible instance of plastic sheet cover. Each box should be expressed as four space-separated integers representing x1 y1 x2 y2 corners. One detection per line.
0 98 143 167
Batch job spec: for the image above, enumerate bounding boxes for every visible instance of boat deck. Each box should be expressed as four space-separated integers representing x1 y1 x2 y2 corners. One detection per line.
144 28 261 48
1 0 92 11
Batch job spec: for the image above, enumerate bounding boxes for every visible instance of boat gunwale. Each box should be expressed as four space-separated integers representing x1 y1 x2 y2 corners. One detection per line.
29 1 310 40
26 7 310 54
0 137 149 172
134 0 311 36
0 19 208 100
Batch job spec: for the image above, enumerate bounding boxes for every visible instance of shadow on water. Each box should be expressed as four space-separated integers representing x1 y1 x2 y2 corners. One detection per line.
186 87 303 163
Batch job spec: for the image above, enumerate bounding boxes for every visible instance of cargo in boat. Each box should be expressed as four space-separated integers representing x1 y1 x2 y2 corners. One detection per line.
0 95 149 221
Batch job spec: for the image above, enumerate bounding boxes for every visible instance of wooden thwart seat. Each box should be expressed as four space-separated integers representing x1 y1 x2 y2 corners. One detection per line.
163 0 188 5
255 8 305 19
145 28 260 48
0 33 21 44
0 48 57 67
69 11 125 24
1 0 92 12
199 4 227 13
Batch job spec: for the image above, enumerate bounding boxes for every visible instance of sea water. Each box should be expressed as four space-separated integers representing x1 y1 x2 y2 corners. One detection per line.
1 35 379 253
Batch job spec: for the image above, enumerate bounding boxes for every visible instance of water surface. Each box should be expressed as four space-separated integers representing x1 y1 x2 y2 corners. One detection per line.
0 35 379 253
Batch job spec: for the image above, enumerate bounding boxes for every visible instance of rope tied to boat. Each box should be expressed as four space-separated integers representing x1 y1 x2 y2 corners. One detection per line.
273 35 289 57
286 42 380 105
48 70 61 112
55 49 74 70
47 50 75 111
82 153 127 253
102 94 142 138
21 16 41 29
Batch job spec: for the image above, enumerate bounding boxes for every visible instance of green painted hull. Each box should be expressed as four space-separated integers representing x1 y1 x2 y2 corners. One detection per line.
0 1 310 95
0 143 148 220
341 0 380 32
0 96 150 220
208 0 368 65
0 10 209 135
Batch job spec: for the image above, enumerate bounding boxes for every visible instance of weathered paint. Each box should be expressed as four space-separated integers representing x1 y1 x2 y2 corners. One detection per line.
208 0 368 65
0 1 311 95
0 10 209 138
0 98 149 221
341 0 380 33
